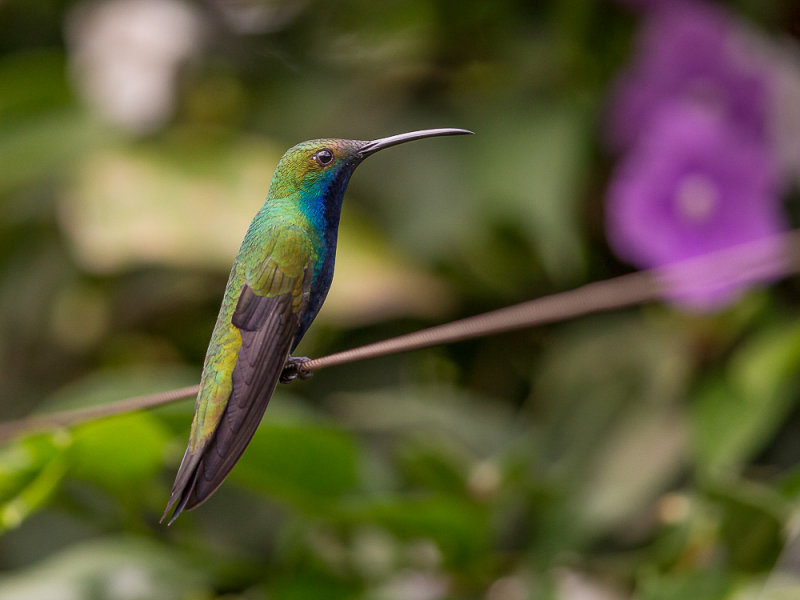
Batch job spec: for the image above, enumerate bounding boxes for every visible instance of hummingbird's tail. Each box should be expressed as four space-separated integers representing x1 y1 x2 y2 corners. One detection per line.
161 446 204 525
162 296 299 524
161 355 284 525
161 334 289 524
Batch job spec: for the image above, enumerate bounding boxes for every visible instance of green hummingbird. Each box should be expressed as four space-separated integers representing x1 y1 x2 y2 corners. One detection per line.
163 128 472 524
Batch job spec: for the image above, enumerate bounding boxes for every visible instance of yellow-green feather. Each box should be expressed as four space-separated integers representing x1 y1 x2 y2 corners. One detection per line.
186 200 320 456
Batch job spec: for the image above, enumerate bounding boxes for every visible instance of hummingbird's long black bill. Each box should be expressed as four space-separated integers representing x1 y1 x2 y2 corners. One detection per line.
358 128 473 157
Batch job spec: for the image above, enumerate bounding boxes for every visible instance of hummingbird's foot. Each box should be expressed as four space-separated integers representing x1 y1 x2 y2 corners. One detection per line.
280 356 313 384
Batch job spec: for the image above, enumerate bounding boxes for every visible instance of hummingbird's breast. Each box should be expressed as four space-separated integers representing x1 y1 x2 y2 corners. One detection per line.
290 163 357 348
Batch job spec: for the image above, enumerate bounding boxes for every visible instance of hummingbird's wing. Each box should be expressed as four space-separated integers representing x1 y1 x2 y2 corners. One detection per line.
193 281 309 497
163 225 314 523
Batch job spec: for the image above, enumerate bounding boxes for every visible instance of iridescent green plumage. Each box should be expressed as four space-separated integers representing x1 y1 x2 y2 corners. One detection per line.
163 129 472 523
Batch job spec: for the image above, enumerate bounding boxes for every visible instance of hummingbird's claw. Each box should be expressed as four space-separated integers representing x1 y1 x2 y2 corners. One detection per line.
280 356 313 384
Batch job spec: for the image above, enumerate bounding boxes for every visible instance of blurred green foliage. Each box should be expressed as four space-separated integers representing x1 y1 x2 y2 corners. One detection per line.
1 0 800 598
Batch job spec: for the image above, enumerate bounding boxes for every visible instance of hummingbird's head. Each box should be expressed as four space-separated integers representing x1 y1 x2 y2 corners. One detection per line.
267 138 367 201
266 128 473 203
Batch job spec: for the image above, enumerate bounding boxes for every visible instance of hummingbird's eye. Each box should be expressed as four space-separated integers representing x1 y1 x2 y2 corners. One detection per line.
313 148 334 166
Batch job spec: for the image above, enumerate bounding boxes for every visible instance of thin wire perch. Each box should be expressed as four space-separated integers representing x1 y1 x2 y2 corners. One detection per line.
0 229 797 443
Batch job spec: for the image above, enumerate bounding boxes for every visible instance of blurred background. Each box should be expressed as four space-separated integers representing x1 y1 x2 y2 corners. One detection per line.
2 0 800 598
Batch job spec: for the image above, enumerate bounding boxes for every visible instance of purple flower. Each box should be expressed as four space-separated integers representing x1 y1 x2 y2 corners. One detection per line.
606 104 786 309
606 1 770 153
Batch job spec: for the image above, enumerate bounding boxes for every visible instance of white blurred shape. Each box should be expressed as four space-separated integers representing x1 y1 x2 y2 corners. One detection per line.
556 569 627 600
66 0 203 134
104 565 153 599
376 571 449 600
486 575 529 600
211 0 307 34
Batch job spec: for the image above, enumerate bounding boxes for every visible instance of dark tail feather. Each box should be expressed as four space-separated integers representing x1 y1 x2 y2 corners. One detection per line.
162 289 300 524
161 476 198 525
160 447 203 525
161 339 289 523
160 378 278 525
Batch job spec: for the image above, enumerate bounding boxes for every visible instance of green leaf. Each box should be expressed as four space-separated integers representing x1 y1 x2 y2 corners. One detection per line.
692 319 800 477
706 479 786 573
68 413 170 491
268 570 361 600
637 571 730 600
343 495 488 568
231 422 359 506
0 433 69 532
393 438 468 496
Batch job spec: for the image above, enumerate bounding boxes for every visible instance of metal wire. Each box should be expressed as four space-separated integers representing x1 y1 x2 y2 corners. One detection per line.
0 386 200 442
300 270 660 373
1 230 798 444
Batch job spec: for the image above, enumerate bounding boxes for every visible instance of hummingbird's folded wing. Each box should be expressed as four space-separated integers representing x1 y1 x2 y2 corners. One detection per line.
163 227 314 523
187 282 304 503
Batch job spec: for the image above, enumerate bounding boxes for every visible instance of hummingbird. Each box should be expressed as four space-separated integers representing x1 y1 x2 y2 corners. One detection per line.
162 128 472 524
